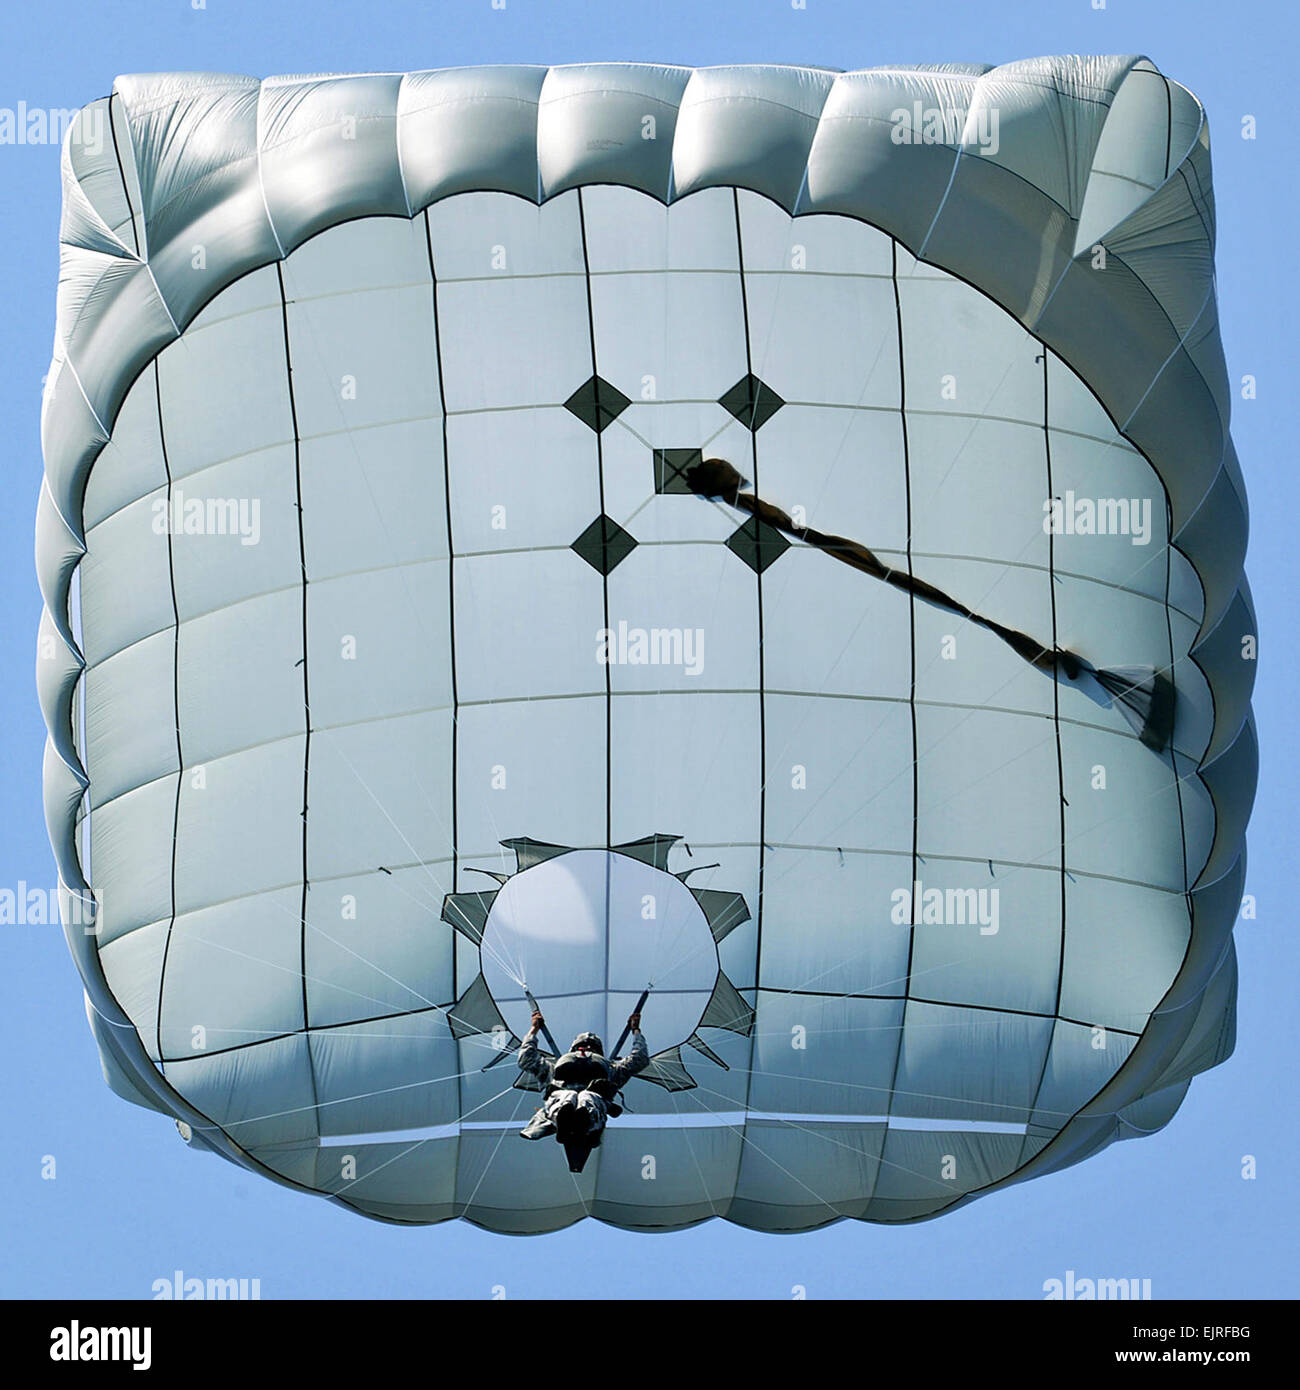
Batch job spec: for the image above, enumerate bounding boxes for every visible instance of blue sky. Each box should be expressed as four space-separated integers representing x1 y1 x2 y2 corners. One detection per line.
1 0 1295 1299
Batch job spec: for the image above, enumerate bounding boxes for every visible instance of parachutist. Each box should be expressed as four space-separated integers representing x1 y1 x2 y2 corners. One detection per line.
518 1010 649 1172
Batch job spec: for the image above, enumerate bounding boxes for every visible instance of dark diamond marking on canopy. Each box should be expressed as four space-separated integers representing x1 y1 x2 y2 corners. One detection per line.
564 374 631 433
572 514 638 575
719 373 784 431
726 515 790 574
653 447 703 494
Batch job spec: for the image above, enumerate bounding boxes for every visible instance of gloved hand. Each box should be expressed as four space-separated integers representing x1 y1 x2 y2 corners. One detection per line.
628 1012 641 1031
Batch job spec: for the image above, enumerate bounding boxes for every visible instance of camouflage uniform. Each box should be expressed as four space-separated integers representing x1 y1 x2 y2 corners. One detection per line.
518 1031 649 1141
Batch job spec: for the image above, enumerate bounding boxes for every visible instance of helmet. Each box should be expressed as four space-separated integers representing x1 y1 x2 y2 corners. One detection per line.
571 1032 604 1055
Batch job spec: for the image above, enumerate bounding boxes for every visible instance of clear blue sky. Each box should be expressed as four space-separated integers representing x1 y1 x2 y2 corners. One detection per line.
2 0 1294 1300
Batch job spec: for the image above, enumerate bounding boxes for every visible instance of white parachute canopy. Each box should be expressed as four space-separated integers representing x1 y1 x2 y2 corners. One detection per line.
37 59 1255 1233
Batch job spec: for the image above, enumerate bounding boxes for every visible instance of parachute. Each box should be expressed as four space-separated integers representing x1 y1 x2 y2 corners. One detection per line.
37 59 1255 1233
